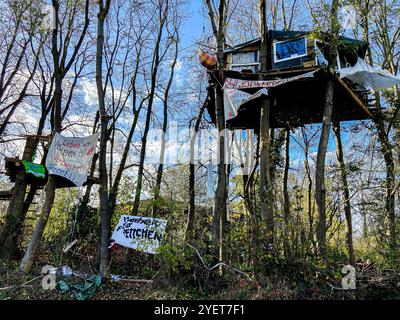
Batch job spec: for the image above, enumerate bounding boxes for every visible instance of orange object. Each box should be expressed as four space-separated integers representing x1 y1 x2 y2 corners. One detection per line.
199 50 217 69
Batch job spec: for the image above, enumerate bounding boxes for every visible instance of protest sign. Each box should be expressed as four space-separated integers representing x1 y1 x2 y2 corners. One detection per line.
111 215 168 254
45 132 100 187
223 70 317 90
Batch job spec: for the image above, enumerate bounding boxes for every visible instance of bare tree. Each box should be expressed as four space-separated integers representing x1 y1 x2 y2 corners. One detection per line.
96 0 112 276
153 18 180 215
332 122 356 266
20 0 90 273
0 0 42 137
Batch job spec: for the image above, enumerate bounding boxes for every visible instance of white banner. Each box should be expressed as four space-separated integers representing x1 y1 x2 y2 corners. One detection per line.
223 70 317 90
223 88 251 121
45 132 100 187
223 89 257 176
111 215 168 254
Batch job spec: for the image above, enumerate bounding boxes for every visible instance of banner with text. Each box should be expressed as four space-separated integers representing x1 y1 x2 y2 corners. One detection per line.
111 215 168 254
223 70 317 90
45 132 100 187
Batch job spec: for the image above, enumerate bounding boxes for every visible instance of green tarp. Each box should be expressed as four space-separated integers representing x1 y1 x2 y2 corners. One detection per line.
21 160 46 179
57 275 102 300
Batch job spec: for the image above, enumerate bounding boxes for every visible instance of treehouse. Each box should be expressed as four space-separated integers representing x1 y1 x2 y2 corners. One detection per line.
205 30 378 130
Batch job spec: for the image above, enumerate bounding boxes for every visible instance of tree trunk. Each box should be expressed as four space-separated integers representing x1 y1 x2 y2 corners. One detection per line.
302 127 316 253
0 137 36 260
315 0 339 260
360 8 397 251
315 78 335 259
211 83 227 266
259 98 273 251
20 76 63 273
258 0 274 253
20 177 57 272
332 122 356 266
96 0 112 276
153 36 178 216
205 0 228 267
185 105 206 241
283 127 291 259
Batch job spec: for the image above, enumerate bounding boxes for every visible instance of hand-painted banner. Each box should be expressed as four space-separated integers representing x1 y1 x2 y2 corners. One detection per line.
223 89 257 177
45 132 99 187
223 70 317 90
111 215 168 254
223 88 251 121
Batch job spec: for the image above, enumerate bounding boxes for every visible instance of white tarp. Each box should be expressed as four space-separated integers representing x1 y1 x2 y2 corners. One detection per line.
340 58 400 91
111 215 167 254
223 88 251 121
223 89 258 176
46 132 100 187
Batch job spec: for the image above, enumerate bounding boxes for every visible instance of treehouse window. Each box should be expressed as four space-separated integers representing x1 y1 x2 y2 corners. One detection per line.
315 40 345 70
232 51 258 64
274 37 307 63
231 50 260 73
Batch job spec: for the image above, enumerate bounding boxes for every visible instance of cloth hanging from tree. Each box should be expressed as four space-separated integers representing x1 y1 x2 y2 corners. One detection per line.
45 132 99 187
21 160 46 179
111 215 168 254
340 57 400 91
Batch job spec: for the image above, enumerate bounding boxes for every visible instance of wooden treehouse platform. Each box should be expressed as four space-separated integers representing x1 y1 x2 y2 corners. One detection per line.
205 66 377 131
4 157 100 189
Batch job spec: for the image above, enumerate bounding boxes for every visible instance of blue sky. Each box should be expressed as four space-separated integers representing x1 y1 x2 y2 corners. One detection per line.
181 1 204 49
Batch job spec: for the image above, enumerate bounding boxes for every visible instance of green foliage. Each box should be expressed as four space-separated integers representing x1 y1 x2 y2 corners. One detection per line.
157 244 195 274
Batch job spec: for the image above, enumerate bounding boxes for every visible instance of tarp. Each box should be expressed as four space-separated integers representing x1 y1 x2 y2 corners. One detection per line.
223 89 257 176
45 132 99 187
111 215 167 254
57 275 102 300
21 160 45 179
223 88 251 121
340 58 400 91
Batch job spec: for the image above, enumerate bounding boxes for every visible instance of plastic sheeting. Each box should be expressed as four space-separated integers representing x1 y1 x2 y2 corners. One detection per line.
340 58 400 91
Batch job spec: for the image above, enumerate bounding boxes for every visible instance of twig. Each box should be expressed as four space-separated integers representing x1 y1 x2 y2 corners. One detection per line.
0 275 43 291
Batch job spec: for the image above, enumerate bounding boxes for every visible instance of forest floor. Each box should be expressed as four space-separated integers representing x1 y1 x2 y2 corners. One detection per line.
1 259 400 300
